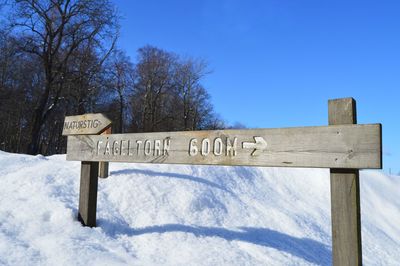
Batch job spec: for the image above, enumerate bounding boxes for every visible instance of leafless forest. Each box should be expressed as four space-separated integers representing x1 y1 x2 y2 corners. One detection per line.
0 0 225 155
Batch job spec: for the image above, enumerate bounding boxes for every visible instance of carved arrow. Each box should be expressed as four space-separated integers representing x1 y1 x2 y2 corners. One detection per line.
242 137 268 156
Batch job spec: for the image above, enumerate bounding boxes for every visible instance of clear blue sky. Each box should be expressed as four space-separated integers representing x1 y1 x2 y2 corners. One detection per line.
113 0 399 174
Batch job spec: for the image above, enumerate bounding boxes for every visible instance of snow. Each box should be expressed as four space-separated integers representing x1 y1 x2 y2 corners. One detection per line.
0 151 398 265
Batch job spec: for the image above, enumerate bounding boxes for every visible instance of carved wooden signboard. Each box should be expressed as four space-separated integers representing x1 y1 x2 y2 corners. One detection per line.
64 98 383 266
63 113 112 179
62 113 111 136
67 124 381 169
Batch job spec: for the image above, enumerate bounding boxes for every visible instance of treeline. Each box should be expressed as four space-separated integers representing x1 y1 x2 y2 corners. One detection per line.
0 0 224 155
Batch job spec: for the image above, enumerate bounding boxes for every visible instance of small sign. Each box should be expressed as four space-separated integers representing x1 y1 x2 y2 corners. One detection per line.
62 113 111 136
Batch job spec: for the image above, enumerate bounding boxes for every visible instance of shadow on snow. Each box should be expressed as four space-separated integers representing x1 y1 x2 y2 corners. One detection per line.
106 168 330 264
98 219 331 265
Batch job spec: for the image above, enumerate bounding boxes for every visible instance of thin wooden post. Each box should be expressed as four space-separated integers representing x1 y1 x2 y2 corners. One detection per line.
329 98 362 265
99 126 112 178
78 161 99 227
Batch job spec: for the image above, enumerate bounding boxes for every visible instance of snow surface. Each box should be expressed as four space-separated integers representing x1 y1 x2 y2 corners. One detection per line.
0 151 398 265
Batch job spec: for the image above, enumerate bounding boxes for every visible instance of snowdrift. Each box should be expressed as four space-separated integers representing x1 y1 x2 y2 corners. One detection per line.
0 151 398 265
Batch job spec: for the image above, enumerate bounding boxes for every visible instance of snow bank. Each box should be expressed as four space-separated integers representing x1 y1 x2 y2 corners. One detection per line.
0 151 398 265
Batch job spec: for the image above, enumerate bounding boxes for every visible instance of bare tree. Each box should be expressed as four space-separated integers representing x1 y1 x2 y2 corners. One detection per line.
6 0 118 154
173 58 210 130
0 29 43 153
130 45 225 132
1 27 226 154
103 49 134 133
132 45 176 132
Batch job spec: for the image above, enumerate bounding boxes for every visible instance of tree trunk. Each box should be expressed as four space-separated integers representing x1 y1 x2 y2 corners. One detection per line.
27 79 51 155
119 92 124 133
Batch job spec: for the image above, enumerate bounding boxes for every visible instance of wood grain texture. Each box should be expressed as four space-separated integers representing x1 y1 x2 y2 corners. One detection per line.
66 124 382 169
98 159 109 179
99 127 112 178
78 161 99 227
329 98 362 266
62 113 111 136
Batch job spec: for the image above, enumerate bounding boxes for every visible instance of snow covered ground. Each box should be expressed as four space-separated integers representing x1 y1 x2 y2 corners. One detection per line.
0 151 398 265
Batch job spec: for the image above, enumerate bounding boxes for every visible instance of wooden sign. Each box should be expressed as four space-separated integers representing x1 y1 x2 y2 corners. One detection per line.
62 113 111 136
66 123 381 169
67 98 383 266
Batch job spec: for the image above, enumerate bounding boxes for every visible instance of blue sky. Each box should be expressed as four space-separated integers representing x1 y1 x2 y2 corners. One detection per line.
113 0 399 174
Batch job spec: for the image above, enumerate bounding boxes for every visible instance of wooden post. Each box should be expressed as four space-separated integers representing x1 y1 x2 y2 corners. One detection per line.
99 126 112 178
99 160 109 178
78 161 99 227
329 98 362 265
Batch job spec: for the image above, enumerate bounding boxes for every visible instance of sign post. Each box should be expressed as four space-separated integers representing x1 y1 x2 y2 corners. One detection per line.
99 126 112 178
62 113 112 227
78 161 99 227
329 98 363 265
64 98 382 263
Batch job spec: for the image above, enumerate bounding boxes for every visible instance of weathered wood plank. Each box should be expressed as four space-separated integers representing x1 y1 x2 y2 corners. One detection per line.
329 98 362 266
66 123 381 169
99 127 112 178
99 156 109 179
78 161 99 227
62 113 111 136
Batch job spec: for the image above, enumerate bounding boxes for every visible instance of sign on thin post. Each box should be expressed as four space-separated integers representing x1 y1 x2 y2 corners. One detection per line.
62 113 112 136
